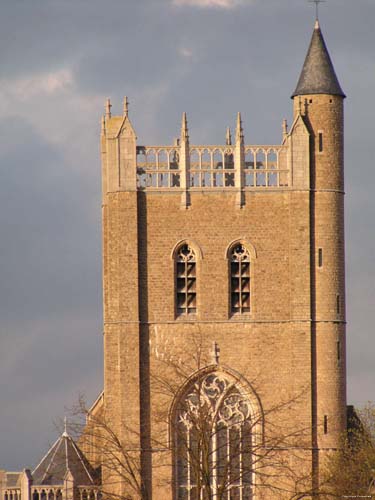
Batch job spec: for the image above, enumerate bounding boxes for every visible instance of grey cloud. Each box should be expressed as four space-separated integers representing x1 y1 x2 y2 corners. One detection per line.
0 0 374 471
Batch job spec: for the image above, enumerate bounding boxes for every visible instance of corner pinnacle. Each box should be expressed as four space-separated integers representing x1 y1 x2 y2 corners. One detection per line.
236 112 244 143
226 127 232 146
181 112 189 141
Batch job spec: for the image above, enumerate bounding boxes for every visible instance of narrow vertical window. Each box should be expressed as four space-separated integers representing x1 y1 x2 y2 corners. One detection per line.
318 132 323 152
318 248 323 268
231 244 251 314
337 340 341 361
337 294 340 314
324 415 328 434
176 244 196 316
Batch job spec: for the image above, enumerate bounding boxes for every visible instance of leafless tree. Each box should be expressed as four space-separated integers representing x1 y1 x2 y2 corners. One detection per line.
318 403 375 499
67 333 315 500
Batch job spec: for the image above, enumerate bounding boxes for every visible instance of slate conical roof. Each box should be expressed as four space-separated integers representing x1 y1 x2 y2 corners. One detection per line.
32 430 96 486
292 20 345 98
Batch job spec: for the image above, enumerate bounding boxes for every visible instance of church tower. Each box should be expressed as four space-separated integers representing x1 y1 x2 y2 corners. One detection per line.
99 19 346 499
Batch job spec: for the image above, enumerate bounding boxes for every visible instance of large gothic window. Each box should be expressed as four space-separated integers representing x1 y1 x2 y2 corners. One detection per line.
174 372 253 499
230 244 251 314
176 244 197 316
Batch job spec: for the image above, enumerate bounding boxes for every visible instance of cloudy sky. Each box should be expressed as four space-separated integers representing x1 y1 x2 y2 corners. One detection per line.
0 0 374 470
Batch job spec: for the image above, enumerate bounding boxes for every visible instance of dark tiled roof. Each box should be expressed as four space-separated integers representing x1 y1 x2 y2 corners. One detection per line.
6 473 21 488
32 432 96 486
292 21 345 98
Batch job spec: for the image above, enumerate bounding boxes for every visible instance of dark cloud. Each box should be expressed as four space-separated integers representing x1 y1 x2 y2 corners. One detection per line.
0 0 374 470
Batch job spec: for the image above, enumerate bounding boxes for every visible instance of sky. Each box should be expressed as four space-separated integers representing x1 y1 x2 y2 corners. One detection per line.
0 0 374 471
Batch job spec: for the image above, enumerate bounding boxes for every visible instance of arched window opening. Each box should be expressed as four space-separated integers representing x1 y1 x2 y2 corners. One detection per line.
213 150 224 187
146 150 156 169
175 372 253 499
169 150 180 170
136 147 146 166
190 150 200 169
158 150 168 169
176 244 197 316
256 150 266 187
230 244 251 314
224 150 234 170
190 150 201 188
245 150 255 187
267 150 278 187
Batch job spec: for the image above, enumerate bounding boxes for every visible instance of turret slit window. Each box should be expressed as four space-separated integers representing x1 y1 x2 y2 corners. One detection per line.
176 244 197 316
230 244 251 314
318 248 323 267
318 132 324 152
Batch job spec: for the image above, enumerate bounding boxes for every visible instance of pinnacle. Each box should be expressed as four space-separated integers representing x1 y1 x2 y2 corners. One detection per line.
235 112 244 143
181 112 189 140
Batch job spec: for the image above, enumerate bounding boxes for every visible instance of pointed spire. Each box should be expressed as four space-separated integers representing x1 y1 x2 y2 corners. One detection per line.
123 96 129 117
235 112 244 143
226 127 232 146
105 98 112 119
181 112 189 141
292 21 345 98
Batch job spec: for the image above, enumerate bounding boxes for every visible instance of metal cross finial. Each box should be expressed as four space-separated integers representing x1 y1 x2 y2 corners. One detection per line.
63 416 68 436
309 0 326 21
123 96 129 117
105 98 112 119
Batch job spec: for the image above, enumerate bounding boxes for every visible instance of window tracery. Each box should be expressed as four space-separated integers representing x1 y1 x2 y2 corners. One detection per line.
230 244 251 314
176 244 197 316
175 372 253 499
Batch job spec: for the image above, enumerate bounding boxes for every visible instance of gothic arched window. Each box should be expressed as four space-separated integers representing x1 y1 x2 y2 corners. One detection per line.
230 244 251 314
176 244 197 316
174 372 253 499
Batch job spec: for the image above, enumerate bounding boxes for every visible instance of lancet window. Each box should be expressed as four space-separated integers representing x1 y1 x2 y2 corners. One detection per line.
175 372 253 499
230 244 251 314
176 244 197 316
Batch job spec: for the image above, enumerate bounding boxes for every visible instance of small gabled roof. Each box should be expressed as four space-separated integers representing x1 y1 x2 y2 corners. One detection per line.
292 20 345 98
5 472 21 488
32 430 96 486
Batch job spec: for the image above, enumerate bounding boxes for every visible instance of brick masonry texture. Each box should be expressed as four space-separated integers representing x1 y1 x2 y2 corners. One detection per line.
99 88 347 498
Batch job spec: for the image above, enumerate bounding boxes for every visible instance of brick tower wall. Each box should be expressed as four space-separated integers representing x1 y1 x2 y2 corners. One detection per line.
293 95 347 478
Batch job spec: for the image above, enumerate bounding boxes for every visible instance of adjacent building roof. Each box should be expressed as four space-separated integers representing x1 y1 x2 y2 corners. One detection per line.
292 20 345 98
32 430 96 486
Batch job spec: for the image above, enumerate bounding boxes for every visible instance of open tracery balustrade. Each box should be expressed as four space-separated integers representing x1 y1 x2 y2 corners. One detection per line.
4 489 21 500
31 489 62 500
136 145 289 190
